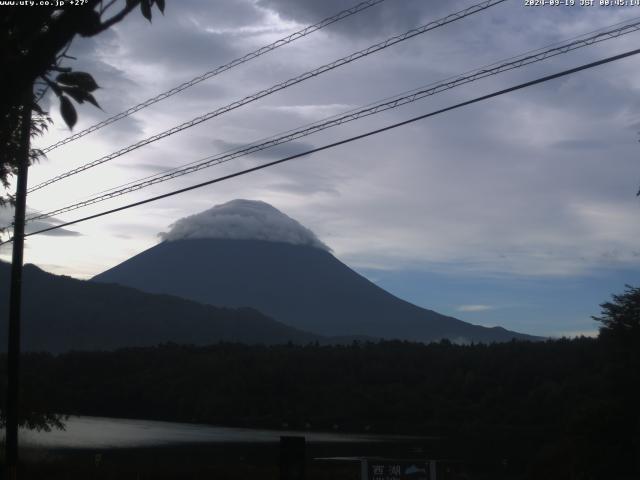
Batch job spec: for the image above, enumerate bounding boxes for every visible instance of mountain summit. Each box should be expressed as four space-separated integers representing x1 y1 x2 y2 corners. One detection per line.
160 199 328 251
94 200 538 343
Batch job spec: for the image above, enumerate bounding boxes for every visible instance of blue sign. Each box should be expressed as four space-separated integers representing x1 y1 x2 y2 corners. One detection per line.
362 460 433 480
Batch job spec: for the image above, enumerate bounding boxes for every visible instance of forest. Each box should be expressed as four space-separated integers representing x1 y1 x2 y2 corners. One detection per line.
0 287 638 478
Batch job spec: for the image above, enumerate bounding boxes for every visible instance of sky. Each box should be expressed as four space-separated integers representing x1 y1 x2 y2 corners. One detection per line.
2 0 640 337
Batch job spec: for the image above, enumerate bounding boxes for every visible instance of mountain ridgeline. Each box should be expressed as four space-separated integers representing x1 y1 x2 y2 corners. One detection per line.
93 238 538 343
0 261 320 353
1 200 538 352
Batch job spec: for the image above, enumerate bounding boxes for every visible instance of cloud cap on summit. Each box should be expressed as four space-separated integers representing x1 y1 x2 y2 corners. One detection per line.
159 199 329 251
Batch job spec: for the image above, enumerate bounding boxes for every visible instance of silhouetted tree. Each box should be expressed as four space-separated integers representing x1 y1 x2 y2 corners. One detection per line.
0 0 166 430
1 335 636 477
0 0 165 205
593 284 640 345
592 285 640 476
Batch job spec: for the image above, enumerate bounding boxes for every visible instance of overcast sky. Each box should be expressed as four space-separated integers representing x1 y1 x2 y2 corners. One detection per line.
2 0 640 337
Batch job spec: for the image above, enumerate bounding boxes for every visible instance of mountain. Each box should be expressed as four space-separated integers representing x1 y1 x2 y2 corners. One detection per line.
93 201 538 343
0 261 321 353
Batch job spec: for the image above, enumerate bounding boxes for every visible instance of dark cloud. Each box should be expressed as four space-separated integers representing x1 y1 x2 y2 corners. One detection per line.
121 27 238 73
160 0 265 31
110 4 243 73
118 162 170 174
26 215 82 237
38 34 146 144
0 206 81 238
213 139 316 159
257 0 461 38
24 0 640 285
27 224 82 237
552 139 610 150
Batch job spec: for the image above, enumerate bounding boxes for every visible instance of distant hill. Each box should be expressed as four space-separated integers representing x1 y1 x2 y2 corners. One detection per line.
94 238 539 343
0 262 322 353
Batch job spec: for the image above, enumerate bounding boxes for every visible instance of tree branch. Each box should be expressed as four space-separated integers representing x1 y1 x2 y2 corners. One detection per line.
92 0 140 35
100 0 119 15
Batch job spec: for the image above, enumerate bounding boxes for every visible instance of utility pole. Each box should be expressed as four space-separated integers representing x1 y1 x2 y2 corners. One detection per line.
5 89 32 480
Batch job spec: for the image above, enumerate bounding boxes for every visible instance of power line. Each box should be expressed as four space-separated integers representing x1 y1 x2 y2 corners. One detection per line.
27 0 506 194
39 0 388 154
5 47 638 244
24 18 640 223
41 6 637 203
76 14 640 201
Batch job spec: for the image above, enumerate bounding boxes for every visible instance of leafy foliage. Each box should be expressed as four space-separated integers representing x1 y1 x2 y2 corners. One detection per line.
59 95 78 129
0 0 166 205
0 0 167 432
593 284 640 341
592 285 640 476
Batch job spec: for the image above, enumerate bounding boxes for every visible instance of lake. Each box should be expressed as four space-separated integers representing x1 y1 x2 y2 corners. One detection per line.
17 416 415 449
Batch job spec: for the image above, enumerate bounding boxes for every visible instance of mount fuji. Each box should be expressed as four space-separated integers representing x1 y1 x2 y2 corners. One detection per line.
93 200 538 343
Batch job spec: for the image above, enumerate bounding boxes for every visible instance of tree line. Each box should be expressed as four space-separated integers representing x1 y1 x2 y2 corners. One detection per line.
0 286 638 478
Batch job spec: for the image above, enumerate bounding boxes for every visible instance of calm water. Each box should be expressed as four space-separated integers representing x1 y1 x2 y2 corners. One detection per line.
17 416 409 449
